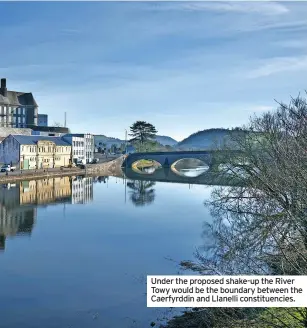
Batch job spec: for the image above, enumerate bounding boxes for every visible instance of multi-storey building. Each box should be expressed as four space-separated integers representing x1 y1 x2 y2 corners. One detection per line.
0 78 38 128
62 133 94 164
61 135 86 164
0 135 71 169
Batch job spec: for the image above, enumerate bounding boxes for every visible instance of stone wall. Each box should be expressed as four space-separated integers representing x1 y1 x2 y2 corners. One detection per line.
85 156 125 177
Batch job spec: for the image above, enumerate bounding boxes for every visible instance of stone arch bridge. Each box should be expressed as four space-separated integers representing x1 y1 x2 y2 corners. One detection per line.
121 150 241 170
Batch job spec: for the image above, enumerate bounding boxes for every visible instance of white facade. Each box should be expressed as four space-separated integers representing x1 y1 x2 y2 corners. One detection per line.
62 134 94 164
72 137 85 164
84 134 94 163
61 135 85 164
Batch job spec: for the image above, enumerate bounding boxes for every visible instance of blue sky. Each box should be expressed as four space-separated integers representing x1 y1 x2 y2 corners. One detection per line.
1 1 307 141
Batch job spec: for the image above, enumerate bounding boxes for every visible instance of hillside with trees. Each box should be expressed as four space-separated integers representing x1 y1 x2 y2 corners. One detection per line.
176 128 244 150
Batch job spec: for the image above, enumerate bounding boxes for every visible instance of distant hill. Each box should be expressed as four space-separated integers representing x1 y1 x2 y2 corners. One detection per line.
154 135 178 146
176 128 240 150
94 135 124 149
94 134 177 149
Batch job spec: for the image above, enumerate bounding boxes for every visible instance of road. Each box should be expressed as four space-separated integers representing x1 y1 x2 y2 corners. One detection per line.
93 154 121 163
0 154 121 177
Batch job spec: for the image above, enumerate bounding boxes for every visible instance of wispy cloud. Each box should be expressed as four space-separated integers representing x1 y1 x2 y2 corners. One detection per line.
244 105 274 112
147 1 289 16
1 1 307 139
178 2 289 16
247 56 307 78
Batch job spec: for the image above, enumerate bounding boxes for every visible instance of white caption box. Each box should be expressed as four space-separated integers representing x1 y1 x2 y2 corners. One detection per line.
147 275 307 307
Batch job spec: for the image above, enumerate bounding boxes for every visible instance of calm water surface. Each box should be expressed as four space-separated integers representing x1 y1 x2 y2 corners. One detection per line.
0 176 213 328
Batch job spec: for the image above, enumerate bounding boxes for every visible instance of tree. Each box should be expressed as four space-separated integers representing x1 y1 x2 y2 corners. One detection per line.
129 121 158 150
162 93 307 328
110 144 117 153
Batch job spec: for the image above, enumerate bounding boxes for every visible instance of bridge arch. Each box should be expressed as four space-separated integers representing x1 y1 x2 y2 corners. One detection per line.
131 159 162 175
171 158 210 177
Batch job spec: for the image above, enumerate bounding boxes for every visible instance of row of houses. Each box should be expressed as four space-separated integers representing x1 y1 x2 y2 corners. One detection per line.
0 133 95 169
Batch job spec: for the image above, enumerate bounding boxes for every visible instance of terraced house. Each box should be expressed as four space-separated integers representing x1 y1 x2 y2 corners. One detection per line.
0 135 71 169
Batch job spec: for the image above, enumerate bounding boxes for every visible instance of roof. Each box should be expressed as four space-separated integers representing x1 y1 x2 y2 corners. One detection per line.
29 125 69 133
0 91 38 107
10 135 71 146
63 133 91 138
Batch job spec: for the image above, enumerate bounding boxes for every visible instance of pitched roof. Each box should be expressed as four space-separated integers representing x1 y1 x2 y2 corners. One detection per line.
0 91 38 107
10 135 71 146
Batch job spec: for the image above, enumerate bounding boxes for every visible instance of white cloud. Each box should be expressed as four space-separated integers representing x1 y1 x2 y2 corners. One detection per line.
181 2 289 15
246 56 307 78
244 105 274 112
148 1 289 16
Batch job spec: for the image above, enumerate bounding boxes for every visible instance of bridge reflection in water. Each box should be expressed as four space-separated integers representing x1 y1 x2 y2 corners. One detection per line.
123 165 243 187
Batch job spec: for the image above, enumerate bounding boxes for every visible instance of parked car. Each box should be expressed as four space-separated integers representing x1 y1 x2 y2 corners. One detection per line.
91 158 99 164
1 164 16 172
75 159 85 166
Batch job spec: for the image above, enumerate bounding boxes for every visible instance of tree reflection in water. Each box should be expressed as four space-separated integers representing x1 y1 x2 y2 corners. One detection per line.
127 180 156 207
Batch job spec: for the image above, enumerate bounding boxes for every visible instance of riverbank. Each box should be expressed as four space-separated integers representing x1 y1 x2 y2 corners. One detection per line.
0 156 125 184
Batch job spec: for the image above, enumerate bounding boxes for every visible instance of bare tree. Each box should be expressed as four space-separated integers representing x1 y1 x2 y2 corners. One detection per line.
163 93 307 328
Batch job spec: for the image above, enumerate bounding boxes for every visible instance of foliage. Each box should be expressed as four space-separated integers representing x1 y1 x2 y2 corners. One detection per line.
163 93 307 328
129 121 158 147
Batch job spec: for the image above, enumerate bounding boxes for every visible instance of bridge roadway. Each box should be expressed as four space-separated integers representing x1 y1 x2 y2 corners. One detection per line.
121 150 241 169
122 167 244 186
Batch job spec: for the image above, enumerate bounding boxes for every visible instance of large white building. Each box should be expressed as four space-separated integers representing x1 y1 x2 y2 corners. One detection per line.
61 133 94 164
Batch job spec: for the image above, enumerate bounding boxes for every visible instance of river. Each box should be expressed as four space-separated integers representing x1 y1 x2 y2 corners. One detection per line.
0 175 214 328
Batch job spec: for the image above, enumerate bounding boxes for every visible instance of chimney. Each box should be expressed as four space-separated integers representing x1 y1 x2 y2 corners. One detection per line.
0 78 7 97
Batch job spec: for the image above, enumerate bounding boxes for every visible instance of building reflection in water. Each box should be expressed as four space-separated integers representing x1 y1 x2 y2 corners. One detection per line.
20 177 72 206
0 176 94 251
0 183 37 251
71 176 93 204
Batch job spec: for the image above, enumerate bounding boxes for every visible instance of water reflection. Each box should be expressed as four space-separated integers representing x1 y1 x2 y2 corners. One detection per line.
0 176 94 252
0 184 37 251
72 176 94 204
0 174 212 327
0 171 237 253
126 180 156 206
